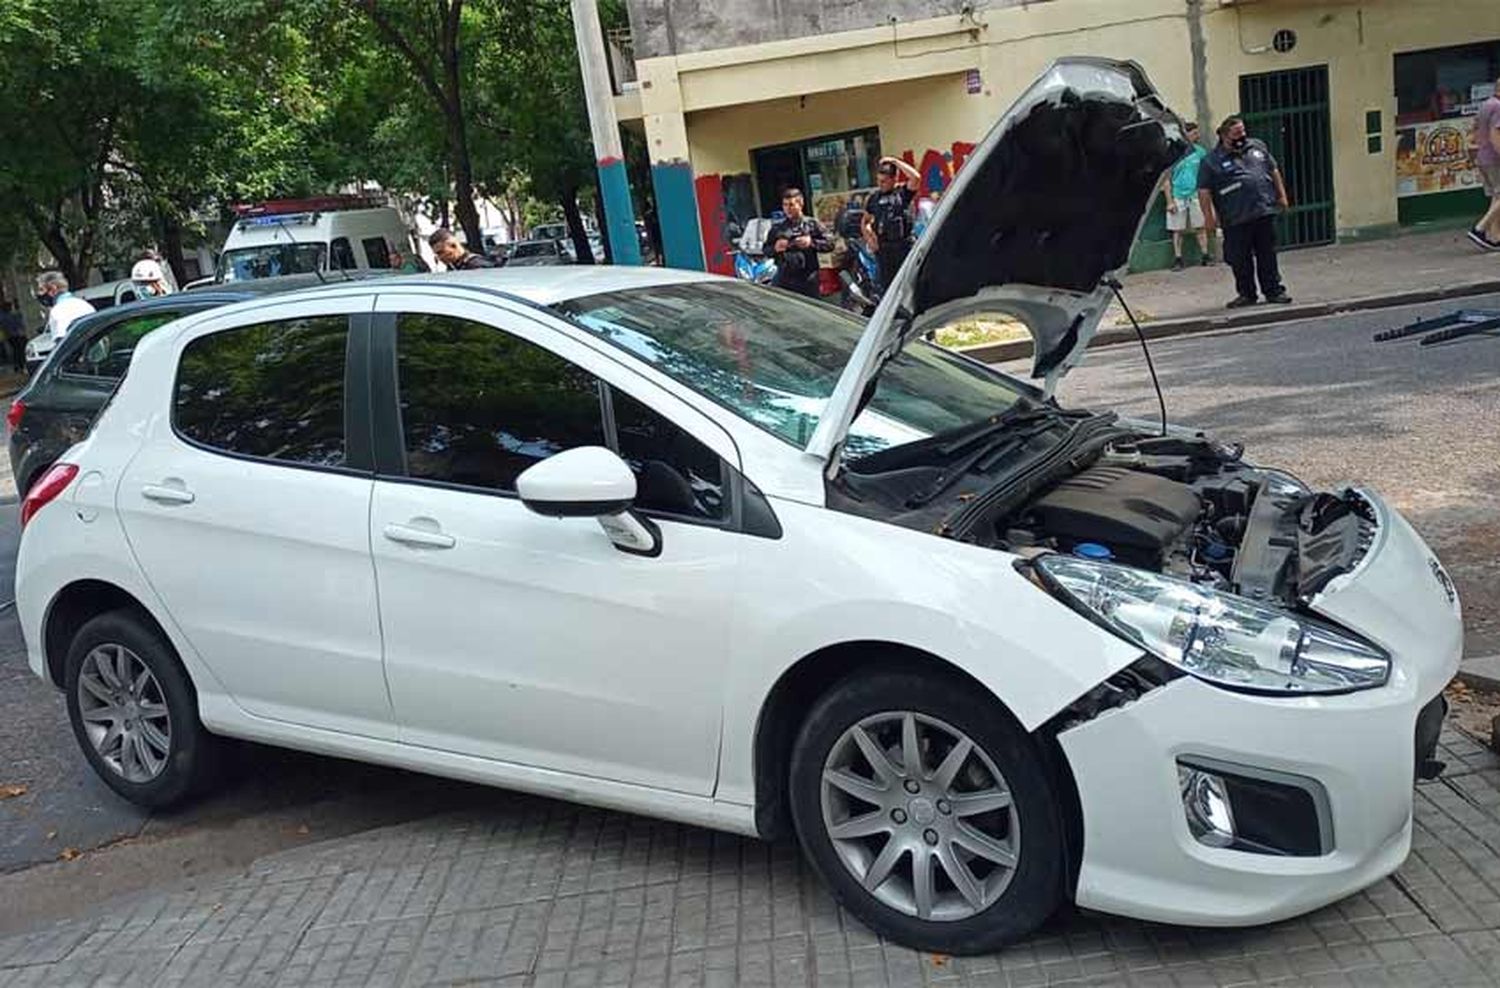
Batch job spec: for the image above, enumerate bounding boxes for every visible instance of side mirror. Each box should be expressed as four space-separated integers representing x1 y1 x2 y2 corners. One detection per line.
515 446 661 556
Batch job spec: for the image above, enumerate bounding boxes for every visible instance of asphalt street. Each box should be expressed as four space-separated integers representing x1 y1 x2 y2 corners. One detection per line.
0 293 1495 934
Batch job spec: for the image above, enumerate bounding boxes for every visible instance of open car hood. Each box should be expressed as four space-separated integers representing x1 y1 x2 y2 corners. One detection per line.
806 58 1188 463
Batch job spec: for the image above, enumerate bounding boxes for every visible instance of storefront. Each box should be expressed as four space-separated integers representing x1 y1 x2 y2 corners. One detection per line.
750 127 882 223
1394 39 1500 225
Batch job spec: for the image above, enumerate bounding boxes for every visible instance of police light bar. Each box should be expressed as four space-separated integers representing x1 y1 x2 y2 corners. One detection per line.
230 194 385 218
239 213 316 228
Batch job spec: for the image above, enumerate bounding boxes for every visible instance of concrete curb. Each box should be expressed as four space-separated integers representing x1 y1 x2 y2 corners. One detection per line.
1458 654 1500 692
959 277 1500 365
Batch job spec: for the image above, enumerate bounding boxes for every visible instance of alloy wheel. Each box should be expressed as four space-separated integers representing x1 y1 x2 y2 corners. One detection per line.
76 643 173 783
820 710 1020 922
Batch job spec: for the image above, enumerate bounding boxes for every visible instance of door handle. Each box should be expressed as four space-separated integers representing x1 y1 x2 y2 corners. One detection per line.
383 522 456 549
141 483 195 505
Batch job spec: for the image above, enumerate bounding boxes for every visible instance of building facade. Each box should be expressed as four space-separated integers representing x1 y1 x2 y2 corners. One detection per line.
616 0 1500 272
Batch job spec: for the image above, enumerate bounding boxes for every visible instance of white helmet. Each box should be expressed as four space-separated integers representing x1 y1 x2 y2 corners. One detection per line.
130 258 166 283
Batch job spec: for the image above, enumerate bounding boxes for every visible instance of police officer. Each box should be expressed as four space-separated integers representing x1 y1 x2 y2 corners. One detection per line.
862 156 922 290
763 188 833 299
1197 116 1292 308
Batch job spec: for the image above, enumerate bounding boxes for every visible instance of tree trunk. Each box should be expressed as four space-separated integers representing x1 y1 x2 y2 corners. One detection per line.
505 193 521 241
155 208 189 286
593 187 613 264
560 190 594 265
452 150 484 250
29 210 82 289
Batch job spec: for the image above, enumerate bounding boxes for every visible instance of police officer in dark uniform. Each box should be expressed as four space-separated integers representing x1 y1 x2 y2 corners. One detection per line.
862 156 922 290
763 188 833 299
1197 116 1292 308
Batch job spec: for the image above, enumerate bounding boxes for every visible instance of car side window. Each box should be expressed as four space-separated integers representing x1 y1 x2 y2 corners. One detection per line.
397 314 606 491
609 387 725 520
174 316 348 467
330 237 357 271
62 312 181 381
362 237 391 269
395 313 728 520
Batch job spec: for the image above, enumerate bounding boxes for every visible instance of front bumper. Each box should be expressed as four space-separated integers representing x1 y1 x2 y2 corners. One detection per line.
1058 490 1462 926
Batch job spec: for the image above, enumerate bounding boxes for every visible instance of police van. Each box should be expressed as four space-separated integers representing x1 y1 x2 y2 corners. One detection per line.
215 197 424 283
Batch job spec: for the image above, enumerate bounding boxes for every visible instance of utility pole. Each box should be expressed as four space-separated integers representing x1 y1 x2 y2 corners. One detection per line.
571 0 642 265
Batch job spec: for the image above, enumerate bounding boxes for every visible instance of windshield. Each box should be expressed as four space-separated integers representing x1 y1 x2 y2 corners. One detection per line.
512 242 556 258
218 243 327 282
554 281 1027 459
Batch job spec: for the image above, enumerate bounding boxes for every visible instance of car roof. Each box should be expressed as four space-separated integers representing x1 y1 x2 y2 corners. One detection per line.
228 265 720 308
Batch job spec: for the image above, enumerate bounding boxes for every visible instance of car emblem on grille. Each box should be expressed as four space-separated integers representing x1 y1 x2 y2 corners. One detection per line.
1429 558 1456 606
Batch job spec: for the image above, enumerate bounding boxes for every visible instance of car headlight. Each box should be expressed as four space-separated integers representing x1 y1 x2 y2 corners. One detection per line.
1034 555 1389 694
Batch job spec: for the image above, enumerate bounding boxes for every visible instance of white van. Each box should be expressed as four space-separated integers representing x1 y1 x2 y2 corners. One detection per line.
217 199 422 283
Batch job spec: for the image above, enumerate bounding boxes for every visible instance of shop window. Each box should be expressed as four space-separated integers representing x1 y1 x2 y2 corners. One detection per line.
1394 41 1499 209
1394 41 1500 126
751 128 881 223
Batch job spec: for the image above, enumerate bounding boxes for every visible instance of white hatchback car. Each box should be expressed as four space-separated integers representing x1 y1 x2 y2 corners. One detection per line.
18 60 1461 954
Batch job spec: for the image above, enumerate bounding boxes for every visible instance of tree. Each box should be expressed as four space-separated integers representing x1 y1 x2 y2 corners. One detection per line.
132 0 364 280
0 0 142 286
352 0 487 248
478 0 603 262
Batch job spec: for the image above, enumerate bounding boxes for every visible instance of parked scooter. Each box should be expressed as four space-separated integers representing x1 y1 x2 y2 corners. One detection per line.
724 219 778 286
838 239 881 317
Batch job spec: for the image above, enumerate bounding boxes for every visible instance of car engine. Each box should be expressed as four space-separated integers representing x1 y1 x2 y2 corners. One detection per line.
832 417 1377 608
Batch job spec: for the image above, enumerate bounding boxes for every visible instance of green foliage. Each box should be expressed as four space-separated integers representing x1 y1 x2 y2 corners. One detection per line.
0 0 618 277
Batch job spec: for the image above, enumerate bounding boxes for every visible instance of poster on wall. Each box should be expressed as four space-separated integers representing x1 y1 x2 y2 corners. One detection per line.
1396 117 1483 197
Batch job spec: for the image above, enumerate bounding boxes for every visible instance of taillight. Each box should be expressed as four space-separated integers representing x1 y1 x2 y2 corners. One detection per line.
20 463 79 528
6 399 25 432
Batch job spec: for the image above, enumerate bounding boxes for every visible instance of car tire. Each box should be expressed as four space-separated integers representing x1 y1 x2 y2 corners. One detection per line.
789 667 1065 954
64 609 220 809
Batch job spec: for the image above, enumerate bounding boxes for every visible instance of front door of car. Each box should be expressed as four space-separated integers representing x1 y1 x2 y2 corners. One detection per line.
367 294 739 795
117 297 393 739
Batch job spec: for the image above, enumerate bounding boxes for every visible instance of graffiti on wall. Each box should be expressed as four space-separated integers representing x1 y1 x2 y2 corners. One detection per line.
899 141 978 196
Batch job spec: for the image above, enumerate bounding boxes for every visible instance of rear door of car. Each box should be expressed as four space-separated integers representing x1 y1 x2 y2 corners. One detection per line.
117 293 393 739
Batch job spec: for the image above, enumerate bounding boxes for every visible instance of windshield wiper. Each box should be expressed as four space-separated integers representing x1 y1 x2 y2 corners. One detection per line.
905 404 1069 509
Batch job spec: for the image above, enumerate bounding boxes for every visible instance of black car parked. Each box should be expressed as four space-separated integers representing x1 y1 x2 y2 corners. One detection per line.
6 272 363 496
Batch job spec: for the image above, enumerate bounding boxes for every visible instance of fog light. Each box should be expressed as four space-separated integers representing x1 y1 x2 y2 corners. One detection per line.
1178 765 1236 847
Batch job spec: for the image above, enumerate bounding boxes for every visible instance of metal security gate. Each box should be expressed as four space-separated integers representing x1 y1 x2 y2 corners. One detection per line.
1239 65 1335 248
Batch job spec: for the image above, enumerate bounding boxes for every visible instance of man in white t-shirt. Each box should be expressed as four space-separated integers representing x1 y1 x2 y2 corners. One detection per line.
34 271 95 344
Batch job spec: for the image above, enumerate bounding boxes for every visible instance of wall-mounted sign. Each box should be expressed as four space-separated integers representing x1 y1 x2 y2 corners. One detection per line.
1396 117 1483 197
965 69 982 95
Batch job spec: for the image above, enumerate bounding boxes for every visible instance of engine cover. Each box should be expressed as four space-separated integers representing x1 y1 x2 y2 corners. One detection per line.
1026 465 1201 559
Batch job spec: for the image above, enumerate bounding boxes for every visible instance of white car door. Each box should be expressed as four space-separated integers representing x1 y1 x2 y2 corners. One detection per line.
117 296 393 739
367 293 747 795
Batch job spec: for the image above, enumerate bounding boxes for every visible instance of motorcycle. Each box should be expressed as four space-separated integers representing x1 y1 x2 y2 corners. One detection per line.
725 219 778 286
838 239 881 317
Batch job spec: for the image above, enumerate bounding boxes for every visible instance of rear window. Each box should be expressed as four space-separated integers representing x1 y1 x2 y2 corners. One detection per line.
511 242 555 258
63 311 182 381
174 316 348 467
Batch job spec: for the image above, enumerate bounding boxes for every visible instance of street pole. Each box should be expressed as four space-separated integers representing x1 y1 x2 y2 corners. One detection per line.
571 0 642 265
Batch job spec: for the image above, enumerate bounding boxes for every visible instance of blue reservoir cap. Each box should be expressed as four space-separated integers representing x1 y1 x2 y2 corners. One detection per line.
1073 542 1113 561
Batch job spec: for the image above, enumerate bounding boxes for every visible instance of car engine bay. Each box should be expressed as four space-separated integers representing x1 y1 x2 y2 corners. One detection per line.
830 403 1377 609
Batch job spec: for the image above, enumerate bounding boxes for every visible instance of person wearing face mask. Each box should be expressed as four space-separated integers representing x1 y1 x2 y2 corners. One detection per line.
1198 116 1291 308
34 271 95 347
130 258 174 299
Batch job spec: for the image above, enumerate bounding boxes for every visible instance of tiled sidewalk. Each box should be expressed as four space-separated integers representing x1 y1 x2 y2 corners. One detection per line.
5 730 1500 987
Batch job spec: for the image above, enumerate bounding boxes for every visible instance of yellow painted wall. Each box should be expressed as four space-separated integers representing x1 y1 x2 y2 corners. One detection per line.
686 73 979 179
634 0 1500 258
1200 0 1500 234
